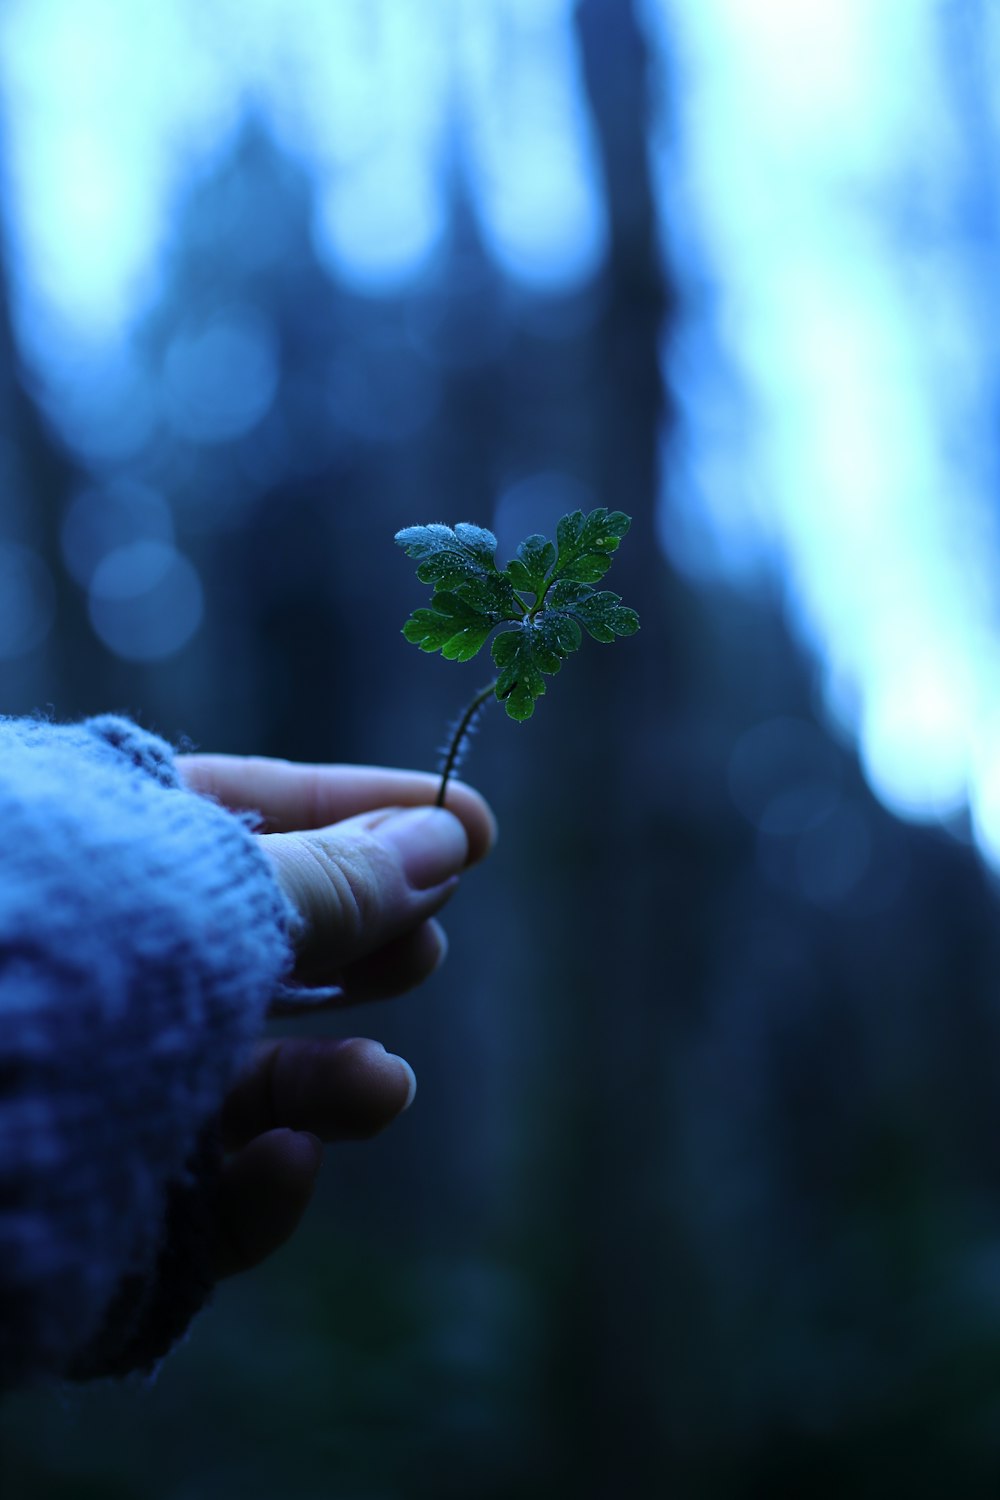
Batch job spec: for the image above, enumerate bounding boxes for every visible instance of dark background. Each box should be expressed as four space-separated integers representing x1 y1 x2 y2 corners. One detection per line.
2 4 1000 1497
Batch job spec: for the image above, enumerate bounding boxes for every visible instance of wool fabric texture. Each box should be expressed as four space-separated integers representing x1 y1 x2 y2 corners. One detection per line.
0 715 297 1389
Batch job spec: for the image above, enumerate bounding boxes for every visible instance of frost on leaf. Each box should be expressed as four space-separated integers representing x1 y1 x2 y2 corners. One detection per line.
395 523 518 641
395 523 500 590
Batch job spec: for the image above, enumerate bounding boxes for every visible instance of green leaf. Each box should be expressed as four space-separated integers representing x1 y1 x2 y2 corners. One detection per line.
395 522 500 592
553 507 632 585
533 610 583 664
505 533 556 599
490 612 584 719
396 522 522 620
451 572 520 618
548 581 640 644
402 592 495 661
491 629 546 720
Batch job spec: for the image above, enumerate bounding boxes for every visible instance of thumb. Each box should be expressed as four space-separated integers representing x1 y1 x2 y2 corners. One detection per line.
261 805 469 969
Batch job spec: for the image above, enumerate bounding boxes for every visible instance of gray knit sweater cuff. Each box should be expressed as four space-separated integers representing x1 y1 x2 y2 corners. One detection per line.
0 715 296 1389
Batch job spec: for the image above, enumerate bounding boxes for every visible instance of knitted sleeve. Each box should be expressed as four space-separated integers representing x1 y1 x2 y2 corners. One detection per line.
0 714 297 1389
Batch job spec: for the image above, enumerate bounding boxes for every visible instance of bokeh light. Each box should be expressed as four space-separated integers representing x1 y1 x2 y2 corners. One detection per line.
163 309 279 445
87 541 203 661
60 480 175 588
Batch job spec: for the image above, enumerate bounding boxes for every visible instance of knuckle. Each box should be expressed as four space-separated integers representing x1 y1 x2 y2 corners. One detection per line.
302 834 388 947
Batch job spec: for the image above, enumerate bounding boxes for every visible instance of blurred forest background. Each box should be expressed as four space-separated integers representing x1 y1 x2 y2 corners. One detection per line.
2 1 1000 1497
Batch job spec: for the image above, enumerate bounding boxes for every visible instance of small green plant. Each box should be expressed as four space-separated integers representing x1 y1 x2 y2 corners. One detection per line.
396 508 640 805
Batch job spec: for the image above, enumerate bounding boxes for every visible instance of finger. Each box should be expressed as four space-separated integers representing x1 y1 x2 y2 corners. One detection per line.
287 917 448 1005
213 1128 323 1278
263 805 466 969
219 1036 417 1152
176 755 496 865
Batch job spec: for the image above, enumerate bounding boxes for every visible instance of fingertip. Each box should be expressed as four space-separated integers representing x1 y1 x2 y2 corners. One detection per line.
384 1053 417 1112
372 805 469 890
214 1127 324 1278
334 1038 417 1131
289 1127 325 1177
442 779 498 866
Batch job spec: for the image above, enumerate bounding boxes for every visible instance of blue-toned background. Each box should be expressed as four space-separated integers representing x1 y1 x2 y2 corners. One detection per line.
2 1 1000 1495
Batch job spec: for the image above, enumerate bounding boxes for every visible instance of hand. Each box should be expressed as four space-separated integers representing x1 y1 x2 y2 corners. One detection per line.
177 754 496 1277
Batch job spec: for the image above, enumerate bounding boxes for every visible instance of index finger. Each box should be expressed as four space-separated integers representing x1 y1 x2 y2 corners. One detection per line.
175 755 497 866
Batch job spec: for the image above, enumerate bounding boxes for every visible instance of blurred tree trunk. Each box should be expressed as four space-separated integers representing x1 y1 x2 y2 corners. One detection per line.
528 2 683 1492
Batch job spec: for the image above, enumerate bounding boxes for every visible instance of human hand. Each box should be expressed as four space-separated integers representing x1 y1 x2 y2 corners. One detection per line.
177 755 496 1277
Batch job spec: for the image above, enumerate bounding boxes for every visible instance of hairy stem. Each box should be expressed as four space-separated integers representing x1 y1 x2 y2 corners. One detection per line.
437 679 498 807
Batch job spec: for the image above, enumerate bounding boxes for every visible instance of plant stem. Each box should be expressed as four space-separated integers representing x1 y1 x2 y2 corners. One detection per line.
437 680 498 807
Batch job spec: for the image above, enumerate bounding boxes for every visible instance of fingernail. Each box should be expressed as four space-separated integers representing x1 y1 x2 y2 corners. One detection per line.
375 807 469 890
428 920 449 973
386 1053 417 1112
